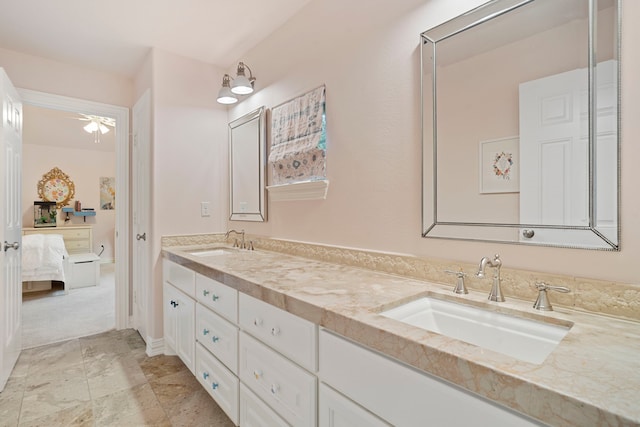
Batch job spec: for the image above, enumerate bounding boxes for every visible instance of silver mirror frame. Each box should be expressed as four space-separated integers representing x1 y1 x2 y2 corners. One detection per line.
229 106 267 222
421 0 621 251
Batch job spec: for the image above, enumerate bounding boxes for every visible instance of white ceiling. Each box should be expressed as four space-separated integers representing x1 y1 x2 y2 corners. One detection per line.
0 0 312 77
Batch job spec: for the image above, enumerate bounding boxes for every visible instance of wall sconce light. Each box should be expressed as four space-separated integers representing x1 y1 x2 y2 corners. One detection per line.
217 61 257 104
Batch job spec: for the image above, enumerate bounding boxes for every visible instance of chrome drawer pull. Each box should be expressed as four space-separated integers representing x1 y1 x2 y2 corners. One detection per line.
203 328 210 335
253 318 263 327
212 382 219 390
271 327 280 336
212 294 220 301
203 372 209 380
253 370 262 380
212 336 220 343
270 384 279 395
203 290 210 296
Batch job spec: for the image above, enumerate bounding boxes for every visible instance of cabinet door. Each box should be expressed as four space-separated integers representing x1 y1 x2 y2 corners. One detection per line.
175 290 195 374
163 282 178 354
240 383 289 427
319 383 391 427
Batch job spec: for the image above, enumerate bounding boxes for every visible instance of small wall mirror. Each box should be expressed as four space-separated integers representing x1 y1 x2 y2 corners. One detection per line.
422 0 620 250
229 106 267 222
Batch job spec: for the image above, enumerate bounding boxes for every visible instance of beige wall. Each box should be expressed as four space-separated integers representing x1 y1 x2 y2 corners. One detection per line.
224 0 638 284
147 49 229 338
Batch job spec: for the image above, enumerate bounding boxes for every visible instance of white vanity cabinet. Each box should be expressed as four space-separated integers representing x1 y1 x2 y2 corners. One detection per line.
163 260 197 374
162 280 195 373
239 293 318 427
194 273 240 424
318 329 543 427
319 383 391 427
196 342 239 425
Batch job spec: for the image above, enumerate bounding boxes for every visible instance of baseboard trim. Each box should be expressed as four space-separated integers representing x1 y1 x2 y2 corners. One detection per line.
145 336 165 357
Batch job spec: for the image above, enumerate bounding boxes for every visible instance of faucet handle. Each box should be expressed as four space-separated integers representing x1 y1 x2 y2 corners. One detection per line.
533 282 571 311
444 269 468 294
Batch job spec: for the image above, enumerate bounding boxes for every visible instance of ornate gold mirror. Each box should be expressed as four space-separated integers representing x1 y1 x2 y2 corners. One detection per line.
37 167 76 208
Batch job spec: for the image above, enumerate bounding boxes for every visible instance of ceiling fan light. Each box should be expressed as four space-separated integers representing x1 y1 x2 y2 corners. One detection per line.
84 121 99 133
99 124 110 134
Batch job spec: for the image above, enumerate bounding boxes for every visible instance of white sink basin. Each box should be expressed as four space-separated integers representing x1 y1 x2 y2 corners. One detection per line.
381 297 571 364
189 247 237 257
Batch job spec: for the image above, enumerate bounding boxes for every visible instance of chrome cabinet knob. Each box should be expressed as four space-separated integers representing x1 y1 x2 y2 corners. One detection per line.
522 229 535 238
136 232 146 241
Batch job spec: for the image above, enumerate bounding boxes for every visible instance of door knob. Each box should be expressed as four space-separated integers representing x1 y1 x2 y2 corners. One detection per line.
136 232 146 241
3 241 19 252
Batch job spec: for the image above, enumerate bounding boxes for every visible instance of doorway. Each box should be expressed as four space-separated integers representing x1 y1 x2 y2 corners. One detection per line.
18 89 129 346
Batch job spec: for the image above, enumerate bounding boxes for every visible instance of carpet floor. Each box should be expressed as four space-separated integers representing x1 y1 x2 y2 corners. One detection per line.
21 263 115 349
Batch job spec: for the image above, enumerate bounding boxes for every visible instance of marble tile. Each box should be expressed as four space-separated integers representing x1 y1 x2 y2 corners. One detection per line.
138 355 187 381
25 339 83 376
148 367 234 427
79 334 131 361
92 383 170 426
147 368 201 411
0 375 25 427
85 353 148 399
20 363 90 423
18 401 93 427
166 389 236 427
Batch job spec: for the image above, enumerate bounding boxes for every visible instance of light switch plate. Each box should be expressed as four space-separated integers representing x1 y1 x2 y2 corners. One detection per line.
200 201 210 217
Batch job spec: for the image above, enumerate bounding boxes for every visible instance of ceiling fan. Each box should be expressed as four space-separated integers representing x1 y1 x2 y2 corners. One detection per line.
76 114 115 143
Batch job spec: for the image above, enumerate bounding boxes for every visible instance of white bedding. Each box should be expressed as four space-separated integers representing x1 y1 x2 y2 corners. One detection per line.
22 233 68 282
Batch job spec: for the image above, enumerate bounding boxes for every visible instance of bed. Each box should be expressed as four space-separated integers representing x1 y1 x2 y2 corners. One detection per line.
22 233 69 292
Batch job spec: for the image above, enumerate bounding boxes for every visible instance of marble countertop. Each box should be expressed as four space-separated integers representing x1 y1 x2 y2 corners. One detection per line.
162 244 640 426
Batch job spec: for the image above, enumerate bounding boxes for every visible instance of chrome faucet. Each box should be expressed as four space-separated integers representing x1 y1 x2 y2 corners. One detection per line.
225 229 245 249
476 254 504 302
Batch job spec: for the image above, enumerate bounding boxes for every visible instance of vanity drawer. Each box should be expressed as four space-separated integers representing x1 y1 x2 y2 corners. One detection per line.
163 259 195 296
196 343 239 425
239 293 317 372
196 303 238 374
319 329 540 427
196 273 238 322
239 332 316 427
240 383 290 427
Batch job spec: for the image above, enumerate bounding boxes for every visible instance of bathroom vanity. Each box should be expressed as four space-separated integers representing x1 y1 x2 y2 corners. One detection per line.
162 236 640 426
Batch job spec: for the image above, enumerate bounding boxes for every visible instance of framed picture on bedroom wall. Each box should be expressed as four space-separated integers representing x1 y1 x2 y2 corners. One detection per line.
100 177 115 210
478 136 519 194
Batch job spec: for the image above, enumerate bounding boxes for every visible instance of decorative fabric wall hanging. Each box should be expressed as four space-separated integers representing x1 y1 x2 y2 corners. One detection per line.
269 85 326 186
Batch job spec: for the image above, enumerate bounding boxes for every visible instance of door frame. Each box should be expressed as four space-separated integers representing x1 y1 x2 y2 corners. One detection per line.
18 88 130 330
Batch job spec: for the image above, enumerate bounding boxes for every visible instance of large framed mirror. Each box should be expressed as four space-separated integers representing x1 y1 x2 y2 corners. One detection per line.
229 106 267 222
422 0 620 250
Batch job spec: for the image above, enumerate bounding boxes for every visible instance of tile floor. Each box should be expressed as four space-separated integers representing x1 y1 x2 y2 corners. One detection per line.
0 329 235 426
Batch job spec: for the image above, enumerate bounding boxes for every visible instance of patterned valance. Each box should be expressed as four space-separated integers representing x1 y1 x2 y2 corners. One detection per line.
269 85 326 185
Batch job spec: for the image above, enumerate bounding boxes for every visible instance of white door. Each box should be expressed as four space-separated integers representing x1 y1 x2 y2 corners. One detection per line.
132 90 151 343
519 62 617 246
0 68 22 391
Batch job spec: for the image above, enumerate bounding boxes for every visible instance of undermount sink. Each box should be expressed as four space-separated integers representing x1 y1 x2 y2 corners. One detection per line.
381 297 571 364
188 247 237 257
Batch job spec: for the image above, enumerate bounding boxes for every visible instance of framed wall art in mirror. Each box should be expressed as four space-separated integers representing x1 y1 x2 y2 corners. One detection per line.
229 106 267 222
37 166 75 208
422 0 620 250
